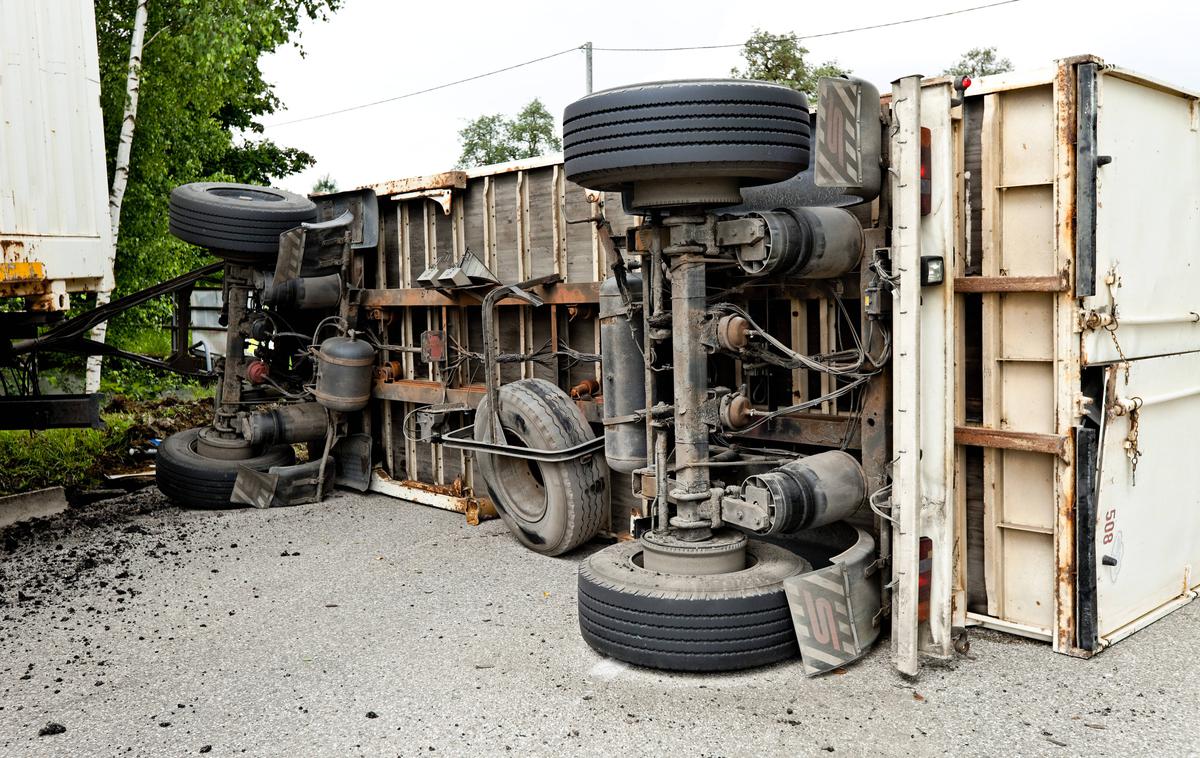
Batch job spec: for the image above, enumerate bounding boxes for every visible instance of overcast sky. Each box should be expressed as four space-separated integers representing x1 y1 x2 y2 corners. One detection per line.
258 0 1197 194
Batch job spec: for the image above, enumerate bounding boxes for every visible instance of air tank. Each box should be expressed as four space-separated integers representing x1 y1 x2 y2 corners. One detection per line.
599 272 646 474
313 335 375 412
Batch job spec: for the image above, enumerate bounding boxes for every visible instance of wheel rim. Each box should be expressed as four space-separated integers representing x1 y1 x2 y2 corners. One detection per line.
639 529 749 575
491 428 548 523
205 186 286 203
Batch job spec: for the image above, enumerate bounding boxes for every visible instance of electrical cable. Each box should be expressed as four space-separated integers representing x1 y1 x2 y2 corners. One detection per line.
263 1 1020 127
266 45 583 127
592 1 1019 51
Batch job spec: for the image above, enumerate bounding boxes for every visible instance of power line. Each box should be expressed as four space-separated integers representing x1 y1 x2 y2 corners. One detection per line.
265 0 1020 127
266 45 582 127
592 1 1020 51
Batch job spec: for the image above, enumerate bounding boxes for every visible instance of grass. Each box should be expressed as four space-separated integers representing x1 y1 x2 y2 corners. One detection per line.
0 413 138 495
0 317 219 495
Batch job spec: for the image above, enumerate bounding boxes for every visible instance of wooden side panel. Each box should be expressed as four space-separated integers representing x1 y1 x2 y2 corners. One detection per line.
976 83 1060 632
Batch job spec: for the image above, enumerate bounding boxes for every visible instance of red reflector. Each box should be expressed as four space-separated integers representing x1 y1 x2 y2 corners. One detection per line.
917 537 933 622
919 127 932 216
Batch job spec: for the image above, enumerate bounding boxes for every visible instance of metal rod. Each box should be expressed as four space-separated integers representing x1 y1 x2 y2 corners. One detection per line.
437 424 604 462
669 251 710 537
1116 312 1200 326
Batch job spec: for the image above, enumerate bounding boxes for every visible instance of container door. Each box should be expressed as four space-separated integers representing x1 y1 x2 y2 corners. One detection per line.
1079 65 1200 363
1075 64 1200 646
1089 352 1200 644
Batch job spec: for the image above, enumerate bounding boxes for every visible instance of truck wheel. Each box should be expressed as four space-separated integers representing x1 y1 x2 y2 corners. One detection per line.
577 539 808 671
473 379 606 556
563 80 811 196
156 426 295 509
168 182 317 260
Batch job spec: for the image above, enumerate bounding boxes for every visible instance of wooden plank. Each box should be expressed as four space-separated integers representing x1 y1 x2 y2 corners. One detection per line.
980 91 1004 619
953 274 1069 293
954 425 1068 457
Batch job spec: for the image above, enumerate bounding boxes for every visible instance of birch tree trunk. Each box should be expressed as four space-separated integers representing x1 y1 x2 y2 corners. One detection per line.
86 0 149 394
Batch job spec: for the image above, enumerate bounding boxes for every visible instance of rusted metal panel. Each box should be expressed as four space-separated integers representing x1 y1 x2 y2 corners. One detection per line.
729 413 861 450
953 273 1069 293
0 261 46 283
359 282 599 308
954 425 1068 458
372 377 602 422
368 469 496 525
1051 59 1083 656
367 171 468 196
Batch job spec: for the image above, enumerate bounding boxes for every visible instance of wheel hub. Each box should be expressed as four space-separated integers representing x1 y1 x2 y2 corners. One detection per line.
194 426 256 461
640 529 747 575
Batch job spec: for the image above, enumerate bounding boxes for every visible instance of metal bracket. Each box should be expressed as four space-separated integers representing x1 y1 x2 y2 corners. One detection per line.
436 424 604 463
479 275 559 442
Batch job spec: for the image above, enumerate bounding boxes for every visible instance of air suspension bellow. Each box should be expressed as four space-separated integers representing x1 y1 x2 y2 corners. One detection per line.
241 402 329 446
732 206 863 279
737 450 866 535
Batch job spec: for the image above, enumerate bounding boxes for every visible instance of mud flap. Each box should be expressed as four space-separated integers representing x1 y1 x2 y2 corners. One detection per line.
333 433 372 492
230 457 335 508
783 527 882 676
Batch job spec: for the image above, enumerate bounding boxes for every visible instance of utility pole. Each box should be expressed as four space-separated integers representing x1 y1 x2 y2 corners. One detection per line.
583 41 593 94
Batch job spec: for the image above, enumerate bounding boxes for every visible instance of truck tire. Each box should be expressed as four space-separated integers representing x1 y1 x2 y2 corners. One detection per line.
156 427 295 509
168 182 317 259
577 539 808 671
563 79 810 192
473 379 606 556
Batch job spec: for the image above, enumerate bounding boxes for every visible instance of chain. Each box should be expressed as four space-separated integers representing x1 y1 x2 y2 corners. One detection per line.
1124 398 1143 485
1101 269 1131 383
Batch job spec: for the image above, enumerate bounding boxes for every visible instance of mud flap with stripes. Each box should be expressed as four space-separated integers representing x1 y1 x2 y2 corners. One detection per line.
813 76 882 204
783 560 880 676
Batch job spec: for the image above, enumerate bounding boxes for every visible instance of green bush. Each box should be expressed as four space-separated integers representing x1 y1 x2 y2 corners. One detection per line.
0 413 138 495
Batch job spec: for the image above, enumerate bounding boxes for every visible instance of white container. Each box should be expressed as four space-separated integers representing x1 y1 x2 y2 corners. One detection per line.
886 56 1200 673
0 0 112 312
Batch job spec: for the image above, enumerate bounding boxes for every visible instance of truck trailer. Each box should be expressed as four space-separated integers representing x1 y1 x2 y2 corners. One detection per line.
145 55 1199 677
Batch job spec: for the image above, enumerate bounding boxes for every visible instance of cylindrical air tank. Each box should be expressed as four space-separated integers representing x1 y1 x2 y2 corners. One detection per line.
313 335 375 412
599 272 646 474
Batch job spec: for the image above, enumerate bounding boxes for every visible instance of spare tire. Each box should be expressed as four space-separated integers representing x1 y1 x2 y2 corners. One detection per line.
168 182 318 259
563 79 810 194
473 379 606 556
156 426 295 509
578 539 809 671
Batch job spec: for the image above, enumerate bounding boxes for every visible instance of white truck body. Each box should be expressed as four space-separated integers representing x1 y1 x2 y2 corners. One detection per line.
889 56 1200 673
0 0 113 312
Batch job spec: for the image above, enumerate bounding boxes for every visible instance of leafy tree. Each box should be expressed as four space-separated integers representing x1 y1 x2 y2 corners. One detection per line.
730 29 849 99
312 174 339 193
456 99 561 168
943 47 1013 78
94 0 340 339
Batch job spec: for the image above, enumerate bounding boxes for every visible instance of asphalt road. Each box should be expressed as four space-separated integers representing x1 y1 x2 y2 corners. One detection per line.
1 489 1196 757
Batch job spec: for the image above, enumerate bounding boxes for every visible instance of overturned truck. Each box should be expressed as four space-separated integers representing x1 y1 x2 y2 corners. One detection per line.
155 56 1200 676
